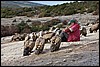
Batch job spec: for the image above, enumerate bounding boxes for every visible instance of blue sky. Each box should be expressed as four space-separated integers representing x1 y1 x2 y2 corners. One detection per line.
30 1 74 6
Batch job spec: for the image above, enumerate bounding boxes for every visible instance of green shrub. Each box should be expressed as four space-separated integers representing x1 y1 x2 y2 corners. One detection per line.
40 25 50 31
30 24 50 32
56 24 63 28
17 21 29 33
30 25 39 32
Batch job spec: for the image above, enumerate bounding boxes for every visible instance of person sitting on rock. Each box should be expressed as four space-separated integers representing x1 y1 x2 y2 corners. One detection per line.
60 18 80 42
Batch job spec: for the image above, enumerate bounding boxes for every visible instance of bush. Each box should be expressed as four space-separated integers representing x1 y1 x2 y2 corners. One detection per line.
51 19 61 25
30 25 39 32
31 21 41 26
26 19 32 22
21 28 31 33
87 8 94 13
30 24 50 32
56 24 63 29
40 25 50 31
17 21 29 33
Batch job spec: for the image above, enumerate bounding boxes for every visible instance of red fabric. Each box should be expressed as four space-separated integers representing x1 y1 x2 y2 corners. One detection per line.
64 23 80 42
64 28 70 32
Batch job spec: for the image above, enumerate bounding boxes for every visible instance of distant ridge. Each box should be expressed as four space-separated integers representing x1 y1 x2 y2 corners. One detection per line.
1 1 45 8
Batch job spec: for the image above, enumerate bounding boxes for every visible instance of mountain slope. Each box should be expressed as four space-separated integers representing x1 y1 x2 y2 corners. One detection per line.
1 1 45 8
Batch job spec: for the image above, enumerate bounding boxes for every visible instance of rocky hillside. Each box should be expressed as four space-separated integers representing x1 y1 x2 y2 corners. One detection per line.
1 1 99 18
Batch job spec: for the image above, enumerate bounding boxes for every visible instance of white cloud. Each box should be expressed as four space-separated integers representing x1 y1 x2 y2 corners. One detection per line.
30 1 74 6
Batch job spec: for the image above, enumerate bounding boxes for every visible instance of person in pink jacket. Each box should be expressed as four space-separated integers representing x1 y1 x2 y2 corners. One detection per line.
60 19 80 42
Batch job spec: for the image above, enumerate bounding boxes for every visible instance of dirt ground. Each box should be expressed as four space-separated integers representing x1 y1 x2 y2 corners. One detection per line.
1 29 99 66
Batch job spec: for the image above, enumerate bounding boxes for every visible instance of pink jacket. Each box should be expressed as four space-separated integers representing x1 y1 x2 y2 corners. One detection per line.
65 23 80 42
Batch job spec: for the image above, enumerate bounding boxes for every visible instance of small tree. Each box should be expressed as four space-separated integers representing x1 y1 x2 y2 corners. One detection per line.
17 21 29 33
30 25 39 32
56 24 63 29
40 25 50 31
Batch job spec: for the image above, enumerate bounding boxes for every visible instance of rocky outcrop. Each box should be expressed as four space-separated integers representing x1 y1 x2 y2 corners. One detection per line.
1 25 20 37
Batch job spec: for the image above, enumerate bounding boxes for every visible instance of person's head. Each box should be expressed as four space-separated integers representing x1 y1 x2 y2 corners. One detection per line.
68 18 78 25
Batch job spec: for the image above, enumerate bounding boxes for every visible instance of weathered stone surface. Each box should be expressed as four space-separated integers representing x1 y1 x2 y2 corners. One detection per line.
1 25 19 37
